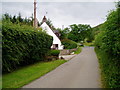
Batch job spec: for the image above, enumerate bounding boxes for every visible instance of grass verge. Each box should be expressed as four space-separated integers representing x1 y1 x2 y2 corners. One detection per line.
94 47 106 88
2 60 67 88
74 47 82 54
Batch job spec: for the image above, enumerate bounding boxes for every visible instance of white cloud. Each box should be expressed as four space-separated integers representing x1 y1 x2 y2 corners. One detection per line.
2 2 116 28
2 0 118 2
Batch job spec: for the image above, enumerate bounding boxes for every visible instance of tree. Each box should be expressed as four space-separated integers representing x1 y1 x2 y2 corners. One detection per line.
29 14 34 26
68 24 93 42
17 12 23 23
2 13 35 26
46 18 56 30
56 27 70 40
12 15 17 23
2 13 11 22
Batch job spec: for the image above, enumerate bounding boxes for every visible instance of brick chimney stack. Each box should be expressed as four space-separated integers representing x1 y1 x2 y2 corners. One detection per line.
42 16 47 22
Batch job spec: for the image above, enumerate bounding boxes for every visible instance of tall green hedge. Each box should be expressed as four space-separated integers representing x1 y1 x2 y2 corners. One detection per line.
95 7 120 88
2 21 53 72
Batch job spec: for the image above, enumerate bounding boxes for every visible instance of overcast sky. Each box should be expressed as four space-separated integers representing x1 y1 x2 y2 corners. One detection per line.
1 0 118 28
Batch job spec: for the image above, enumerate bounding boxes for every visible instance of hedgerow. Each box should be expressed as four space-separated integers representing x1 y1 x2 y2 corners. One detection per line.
61 39 77 49
95 6 120 88
2 21 53 72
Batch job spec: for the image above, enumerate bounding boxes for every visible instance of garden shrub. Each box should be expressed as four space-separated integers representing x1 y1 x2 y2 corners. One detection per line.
49 50 60 57
2 21 53 72
61 39 77 49
45 50 60 61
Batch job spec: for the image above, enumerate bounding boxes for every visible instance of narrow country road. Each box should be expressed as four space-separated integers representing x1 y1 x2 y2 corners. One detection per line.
23 47 101 88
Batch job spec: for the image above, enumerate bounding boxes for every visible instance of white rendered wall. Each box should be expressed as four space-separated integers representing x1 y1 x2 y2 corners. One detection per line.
41 23 63 50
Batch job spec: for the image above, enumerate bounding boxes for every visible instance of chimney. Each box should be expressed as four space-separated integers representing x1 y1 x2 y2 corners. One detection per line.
42 16 47 22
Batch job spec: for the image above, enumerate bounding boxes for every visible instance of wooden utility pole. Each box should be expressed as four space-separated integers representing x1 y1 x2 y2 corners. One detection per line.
33 0 37 28
62 25 64 30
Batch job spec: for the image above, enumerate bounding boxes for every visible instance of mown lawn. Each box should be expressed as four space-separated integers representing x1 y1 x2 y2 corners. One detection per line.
2 60 67 88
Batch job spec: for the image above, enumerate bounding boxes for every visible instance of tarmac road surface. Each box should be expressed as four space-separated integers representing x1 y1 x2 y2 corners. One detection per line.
23 47 101 88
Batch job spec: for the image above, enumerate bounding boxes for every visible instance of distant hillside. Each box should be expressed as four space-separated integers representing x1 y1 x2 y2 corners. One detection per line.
92 23 104 37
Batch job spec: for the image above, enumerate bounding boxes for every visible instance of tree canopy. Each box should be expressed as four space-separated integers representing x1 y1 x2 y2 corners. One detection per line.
2 13 38 26
68 24 93 42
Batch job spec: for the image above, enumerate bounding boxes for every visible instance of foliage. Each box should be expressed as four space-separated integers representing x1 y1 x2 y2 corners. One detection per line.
49 50 60 56
46 18 56 30
83 42 94 46
74 47 82 54
68 24 93 42
57 27 70 40
92 23 104 38
40 18 56 30
95 6 120 88
2 60 66 88
2 13 41 26
2 21 53 72
61 39 77 49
